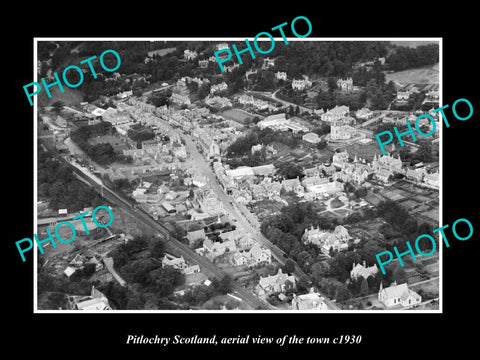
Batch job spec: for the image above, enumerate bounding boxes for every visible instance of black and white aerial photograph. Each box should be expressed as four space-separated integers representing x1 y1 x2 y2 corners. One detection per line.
34 39 441 312
7 6 478 357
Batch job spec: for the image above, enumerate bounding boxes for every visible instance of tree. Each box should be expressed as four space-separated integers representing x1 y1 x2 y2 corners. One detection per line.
52 100 64 114
277 162 303 179
392 265 408 284
360 277 369 296
216 275 233 294
283 259 296 274
327 77 337 92
335 284 352 302
296 275 311 294
150 239 166 258
416 141 433 162
82 263 97 277
316 140 328 150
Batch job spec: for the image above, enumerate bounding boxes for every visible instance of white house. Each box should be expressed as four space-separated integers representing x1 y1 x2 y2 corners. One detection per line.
378 281 422 307
350 261 378 281
275 71 287 81
291 288 328 310
321 105 350 122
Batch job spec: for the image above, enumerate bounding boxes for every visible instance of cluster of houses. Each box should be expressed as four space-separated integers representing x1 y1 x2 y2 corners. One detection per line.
193 227 272 268
291 76 312 91
236 93 277 111
349 261 422 308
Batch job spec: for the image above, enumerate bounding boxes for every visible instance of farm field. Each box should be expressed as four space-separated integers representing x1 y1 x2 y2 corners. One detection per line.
221 108 259 124
385 63 439 85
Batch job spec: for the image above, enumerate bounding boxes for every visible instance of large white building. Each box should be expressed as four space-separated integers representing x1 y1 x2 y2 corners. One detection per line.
330 116 356 140
321 105 350 122
302 225 351 256
378 282 422 308
337 77 353 91
291 288 328 310
350 261 378 281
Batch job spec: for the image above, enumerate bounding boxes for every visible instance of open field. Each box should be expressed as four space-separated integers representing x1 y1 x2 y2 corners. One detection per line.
221 108 258 124
390 41 439 48
385 63 439 85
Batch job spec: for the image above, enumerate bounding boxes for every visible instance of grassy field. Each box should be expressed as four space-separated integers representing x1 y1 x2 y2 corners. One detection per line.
221 108 258 124
385 63 439 85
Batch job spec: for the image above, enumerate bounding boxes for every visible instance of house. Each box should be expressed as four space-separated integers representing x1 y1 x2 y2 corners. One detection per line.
255 269 296 296
350 261 378 281
374 168 393 183
302 225 351 256
406 168 425 182
291 288 328 310
275 71 287 80
198 59 209 68
209 141 221 157
303 180 343 196
249 243 272 265
162 253 201 275
330 117 356 140
170 93 191 106
378 281 422 307
117 90 133 99
263 57 275 68
332 151 350 168
210 82 228 94
320 164 336 176
291 75 312 91
74 286 112 310
252 164 276 177
219 229 243 243
321 105 349 122
396 90 410 101
302 132 321 144
203 238 237 259
226 166 255 179
355 107 374 120
337 77 353 91
186 228 206 245
257 113 288 130
63 266 77 277
199 189 225 216
282 177 303 194
303 165 321 177
423 171 439 188
232 243 271 267
184 49 198 61
372 153 403 173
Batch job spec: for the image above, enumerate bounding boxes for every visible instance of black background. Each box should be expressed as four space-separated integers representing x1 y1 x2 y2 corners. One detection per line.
6 3 478 356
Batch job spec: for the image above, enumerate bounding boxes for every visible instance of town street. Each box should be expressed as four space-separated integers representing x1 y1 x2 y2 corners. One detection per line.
165 120 340 310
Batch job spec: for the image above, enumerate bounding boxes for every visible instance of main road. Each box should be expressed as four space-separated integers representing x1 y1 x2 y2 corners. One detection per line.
168 122 340 310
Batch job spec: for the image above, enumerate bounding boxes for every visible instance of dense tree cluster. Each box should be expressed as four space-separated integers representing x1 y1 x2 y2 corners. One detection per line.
386 44 439 71
377 200 435 254
70 121 132 166
127 123 155 142
37 146 101 211
259 198 434 302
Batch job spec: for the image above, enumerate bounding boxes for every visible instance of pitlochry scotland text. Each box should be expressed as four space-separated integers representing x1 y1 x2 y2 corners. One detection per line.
34 39 440 311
